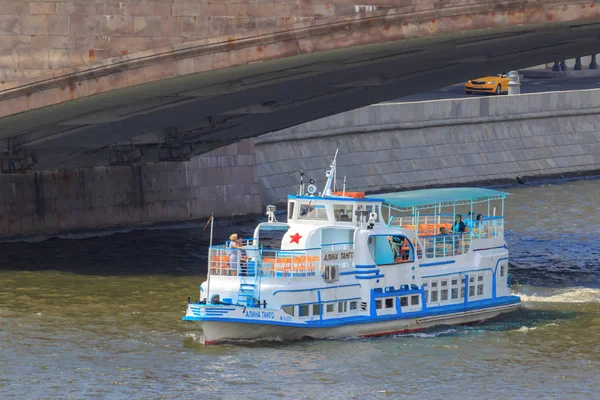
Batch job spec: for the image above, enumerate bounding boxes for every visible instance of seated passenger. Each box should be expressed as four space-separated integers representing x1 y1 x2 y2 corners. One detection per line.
299 205 314 217
435 227 453 255
474 213 484 227
452 214 465 233
471 213 485 238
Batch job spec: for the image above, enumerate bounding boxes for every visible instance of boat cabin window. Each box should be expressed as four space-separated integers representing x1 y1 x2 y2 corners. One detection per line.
368 235 414 265
411 295 419 305
299 305 310 317
297 203 328 221
287 201 295 221
333 204 353 222
282 305 294 316
385 298 394 308
312 304 320 316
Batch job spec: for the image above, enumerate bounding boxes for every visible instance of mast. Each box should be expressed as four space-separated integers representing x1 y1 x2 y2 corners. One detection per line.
205 213 214 303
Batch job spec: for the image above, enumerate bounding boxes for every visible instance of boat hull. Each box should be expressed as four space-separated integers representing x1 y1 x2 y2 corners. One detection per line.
188 301 520 344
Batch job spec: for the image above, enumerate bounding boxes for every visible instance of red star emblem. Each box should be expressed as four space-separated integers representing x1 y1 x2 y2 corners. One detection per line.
289 233 302 244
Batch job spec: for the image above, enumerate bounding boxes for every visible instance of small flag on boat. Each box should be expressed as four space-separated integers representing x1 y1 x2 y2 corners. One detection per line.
202 215 213 231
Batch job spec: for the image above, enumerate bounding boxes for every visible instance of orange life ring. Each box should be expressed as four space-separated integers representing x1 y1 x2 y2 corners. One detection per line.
332 191 365 199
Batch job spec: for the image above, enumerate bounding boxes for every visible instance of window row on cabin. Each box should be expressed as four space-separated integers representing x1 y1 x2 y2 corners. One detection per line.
281 300 361 318
423 273 487 304
375 295 420 310
288 200 380 223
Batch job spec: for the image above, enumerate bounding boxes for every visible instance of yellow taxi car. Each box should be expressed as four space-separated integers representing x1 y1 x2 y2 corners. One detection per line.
464 73 516 95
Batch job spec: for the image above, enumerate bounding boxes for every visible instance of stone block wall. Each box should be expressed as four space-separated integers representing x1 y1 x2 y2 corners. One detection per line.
254 90 600 204
0 139 261 237
0 0 397 90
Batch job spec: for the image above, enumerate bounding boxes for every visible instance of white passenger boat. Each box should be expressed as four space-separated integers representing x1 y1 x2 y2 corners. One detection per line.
183 153 520 344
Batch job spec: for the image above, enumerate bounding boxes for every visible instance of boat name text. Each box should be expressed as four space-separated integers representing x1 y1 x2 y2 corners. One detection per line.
322 250 354 264
245 310 275 319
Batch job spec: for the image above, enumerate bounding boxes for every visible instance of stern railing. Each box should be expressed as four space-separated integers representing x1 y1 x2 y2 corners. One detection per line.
208 240 355 278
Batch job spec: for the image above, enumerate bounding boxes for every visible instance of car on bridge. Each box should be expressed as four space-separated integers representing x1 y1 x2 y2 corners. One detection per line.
464 73 517 95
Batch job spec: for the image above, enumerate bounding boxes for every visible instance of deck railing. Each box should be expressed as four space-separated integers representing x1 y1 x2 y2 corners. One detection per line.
208 240 355 278
421 233 472 258
390 215 504 239
470 217 504 239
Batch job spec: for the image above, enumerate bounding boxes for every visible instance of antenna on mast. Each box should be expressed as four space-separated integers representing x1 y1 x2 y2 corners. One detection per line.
322 149 338 197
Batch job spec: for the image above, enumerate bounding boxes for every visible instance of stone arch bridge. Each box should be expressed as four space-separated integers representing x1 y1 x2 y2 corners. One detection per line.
2 1 600 170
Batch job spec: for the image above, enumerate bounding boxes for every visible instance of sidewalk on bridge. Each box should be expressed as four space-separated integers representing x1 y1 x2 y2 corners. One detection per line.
519 68 600 79
519 57 600 79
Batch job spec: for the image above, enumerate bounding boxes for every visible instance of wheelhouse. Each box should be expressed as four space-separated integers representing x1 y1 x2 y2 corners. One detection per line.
286 195 384 226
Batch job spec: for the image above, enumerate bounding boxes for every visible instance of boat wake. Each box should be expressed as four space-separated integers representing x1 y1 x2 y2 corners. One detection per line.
396 328 460 338
517 287 600 304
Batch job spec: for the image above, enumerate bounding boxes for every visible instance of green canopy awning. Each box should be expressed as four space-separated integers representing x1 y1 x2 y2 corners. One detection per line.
367 187 507 210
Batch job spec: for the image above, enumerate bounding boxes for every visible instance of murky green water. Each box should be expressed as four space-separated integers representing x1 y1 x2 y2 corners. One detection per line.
1 179 599 399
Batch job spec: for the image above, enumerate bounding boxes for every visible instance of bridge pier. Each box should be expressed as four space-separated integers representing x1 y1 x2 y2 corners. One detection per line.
0 140 260 238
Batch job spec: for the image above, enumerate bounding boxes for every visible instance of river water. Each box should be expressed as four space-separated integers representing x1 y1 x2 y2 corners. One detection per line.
1 179 599 399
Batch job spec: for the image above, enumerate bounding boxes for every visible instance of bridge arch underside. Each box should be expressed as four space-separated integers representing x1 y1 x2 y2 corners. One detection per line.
3 21 600 169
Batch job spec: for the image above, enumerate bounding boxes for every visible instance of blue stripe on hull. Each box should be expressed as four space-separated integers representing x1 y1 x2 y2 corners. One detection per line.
183 295 520 328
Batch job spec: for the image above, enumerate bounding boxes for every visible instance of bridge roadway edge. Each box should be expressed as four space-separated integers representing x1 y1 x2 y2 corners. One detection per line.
254 88 600 204
2 89 600 238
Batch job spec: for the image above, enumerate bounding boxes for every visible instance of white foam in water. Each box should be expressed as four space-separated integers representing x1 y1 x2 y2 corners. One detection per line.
515 326 537 333
517 288 600 303
185 332 203 343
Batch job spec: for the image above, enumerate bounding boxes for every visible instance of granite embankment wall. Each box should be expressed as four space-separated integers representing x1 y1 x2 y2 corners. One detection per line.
0 139 260 237
255 89 600 205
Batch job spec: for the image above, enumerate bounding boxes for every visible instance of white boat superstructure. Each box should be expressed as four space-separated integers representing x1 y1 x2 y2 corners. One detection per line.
183 153 520 344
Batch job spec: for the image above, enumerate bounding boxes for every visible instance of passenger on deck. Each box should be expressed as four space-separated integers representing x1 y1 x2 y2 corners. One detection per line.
472 214 485 238
388 236 400 260
452 214 465 233
464 212 474 229
475 213 484 227
436 226 453 256
228 233 245 275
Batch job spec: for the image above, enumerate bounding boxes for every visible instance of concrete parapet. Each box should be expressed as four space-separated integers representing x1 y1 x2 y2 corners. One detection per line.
255 90 600 205
0 139 260 238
